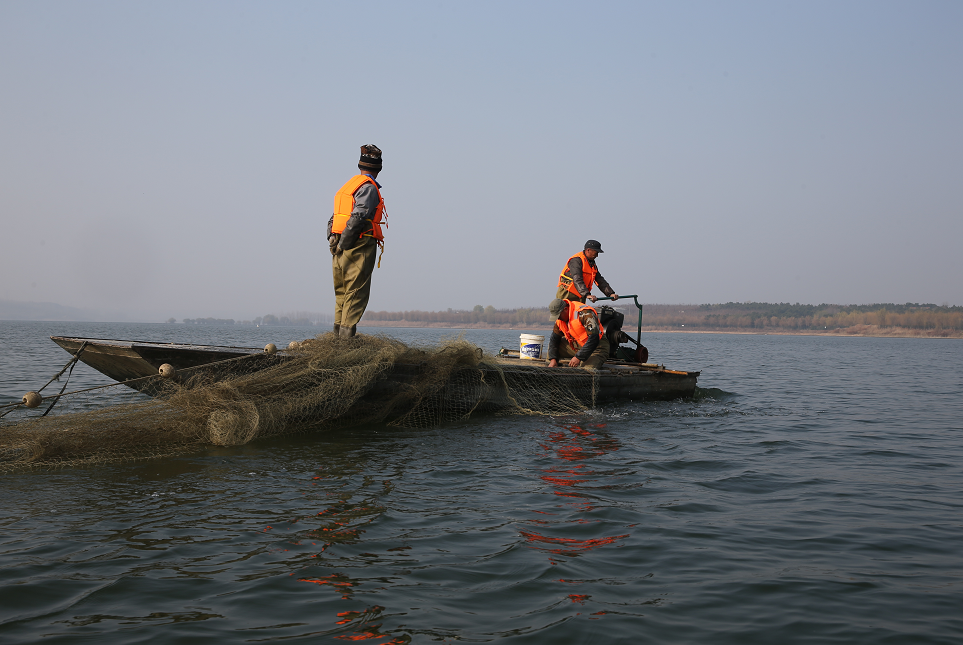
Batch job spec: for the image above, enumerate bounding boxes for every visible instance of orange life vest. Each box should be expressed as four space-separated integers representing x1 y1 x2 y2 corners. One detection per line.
556 301 603 348
557 252 598 298
331 174 385 241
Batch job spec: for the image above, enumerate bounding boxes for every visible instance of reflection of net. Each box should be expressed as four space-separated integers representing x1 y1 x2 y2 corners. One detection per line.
1 334 596 471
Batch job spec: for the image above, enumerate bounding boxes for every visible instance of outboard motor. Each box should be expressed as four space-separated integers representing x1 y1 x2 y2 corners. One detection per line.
596 305 625 359
598 304 648 363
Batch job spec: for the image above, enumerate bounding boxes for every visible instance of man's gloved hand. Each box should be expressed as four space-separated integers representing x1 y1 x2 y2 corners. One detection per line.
329 234 341 256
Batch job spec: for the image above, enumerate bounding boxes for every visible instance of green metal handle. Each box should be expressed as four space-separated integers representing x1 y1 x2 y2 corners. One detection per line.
595 294 643 346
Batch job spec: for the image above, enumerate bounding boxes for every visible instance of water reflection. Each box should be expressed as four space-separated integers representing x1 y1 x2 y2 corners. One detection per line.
332 604 409 643
289 446 407 640
520 420 630 561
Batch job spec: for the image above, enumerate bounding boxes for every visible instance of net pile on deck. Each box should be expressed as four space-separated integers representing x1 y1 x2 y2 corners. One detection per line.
0 334 597 471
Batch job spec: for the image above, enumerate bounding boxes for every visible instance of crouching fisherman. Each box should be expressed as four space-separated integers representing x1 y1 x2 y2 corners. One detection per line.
546 298 610 369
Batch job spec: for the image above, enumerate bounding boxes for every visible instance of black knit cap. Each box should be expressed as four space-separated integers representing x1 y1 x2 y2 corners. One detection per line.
358 144 383 171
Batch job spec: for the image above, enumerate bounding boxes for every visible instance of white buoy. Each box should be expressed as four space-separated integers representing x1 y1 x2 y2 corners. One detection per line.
287 341 299 350
264 343 277 355
22 391 42 408
159 364 176 378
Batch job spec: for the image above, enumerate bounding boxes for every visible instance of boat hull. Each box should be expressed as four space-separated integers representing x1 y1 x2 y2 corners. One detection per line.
50 336 699 407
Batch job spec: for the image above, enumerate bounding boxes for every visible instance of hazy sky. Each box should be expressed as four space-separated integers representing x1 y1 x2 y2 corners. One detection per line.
2 1 961 321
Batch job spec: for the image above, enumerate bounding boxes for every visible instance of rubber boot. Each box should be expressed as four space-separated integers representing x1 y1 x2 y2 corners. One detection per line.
333 323 340 335
339 325 356 338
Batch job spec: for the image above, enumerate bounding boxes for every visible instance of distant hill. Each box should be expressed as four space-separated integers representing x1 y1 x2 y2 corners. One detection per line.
362 302 963 337
0 300 101 322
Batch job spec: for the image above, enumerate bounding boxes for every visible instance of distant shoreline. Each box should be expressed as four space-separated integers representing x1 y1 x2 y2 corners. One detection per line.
358 320 963 339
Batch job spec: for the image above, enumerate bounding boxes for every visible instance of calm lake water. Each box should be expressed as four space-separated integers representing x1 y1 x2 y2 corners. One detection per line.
1 321 961 644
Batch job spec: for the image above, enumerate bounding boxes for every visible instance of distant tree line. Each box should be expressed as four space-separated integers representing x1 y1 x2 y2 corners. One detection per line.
255 313 332 327
171 303 963 334
364 305 556 326
177 311 334 326
362 302 963 333
181 317 236 325
662 302 963 332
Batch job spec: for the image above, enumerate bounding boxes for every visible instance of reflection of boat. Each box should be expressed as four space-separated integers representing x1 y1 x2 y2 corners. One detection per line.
50 335 699 405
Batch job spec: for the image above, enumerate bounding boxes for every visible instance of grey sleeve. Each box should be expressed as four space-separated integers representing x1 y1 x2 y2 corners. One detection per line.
548 326 564 360
338 183 379 251
568 257 590 298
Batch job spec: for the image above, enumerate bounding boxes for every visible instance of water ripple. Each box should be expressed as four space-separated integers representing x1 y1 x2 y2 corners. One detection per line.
1 324 962 643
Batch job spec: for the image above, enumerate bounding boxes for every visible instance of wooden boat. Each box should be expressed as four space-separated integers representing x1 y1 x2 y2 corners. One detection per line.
50 336 277 386
47 294 701 408
494 347 699 403
50 335 700 405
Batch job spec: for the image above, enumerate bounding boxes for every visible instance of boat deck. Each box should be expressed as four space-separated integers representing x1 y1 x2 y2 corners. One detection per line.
50 336 699 403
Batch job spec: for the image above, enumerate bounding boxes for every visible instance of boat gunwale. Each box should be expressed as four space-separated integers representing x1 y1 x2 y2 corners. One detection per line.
49 336 700 387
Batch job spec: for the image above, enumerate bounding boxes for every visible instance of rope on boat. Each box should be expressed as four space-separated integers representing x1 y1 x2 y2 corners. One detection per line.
40 341 88 417
0 350 267 417
1 342 90 417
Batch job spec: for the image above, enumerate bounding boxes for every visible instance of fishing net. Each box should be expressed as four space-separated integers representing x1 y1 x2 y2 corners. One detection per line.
0 334 597 472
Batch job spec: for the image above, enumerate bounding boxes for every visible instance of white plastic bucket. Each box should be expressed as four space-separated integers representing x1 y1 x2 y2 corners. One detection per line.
519 334 545 360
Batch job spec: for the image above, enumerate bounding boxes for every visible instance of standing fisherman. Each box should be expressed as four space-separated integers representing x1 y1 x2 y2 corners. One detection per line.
556 239 619 304
327 145 386 338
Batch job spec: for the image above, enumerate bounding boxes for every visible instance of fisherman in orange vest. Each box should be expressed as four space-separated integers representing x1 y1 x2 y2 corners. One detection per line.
327 145 386 338
546 298 610 369
557 240 619 304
